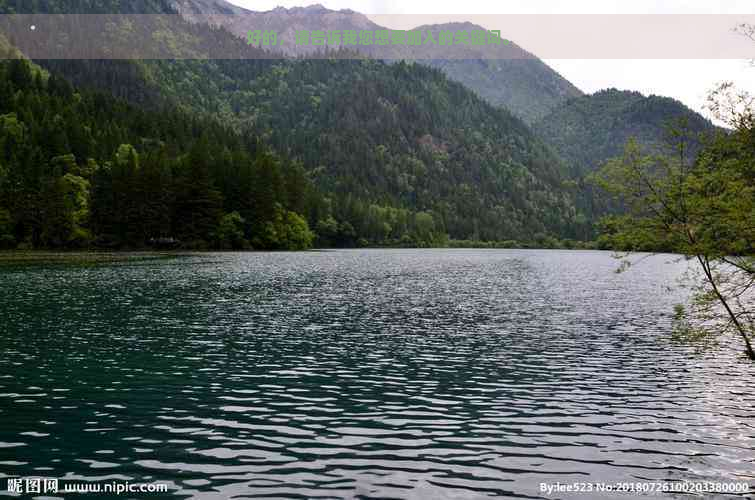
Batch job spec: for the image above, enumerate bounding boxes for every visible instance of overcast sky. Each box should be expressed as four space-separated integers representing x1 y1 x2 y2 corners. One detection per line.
227 0 755 120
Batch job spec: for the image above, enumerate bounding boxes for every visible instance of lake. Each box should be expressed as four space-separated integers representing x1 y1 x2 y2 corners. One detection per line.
0 249 753 499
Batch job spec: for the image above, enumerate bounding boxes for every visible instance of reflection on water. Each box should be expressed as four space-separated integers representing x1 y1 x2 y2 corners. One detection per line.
0 250 752 499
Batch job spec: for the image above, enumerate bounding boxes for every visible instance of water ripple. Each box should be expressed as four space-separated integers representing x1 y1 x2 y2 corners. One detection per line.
0 250 753 499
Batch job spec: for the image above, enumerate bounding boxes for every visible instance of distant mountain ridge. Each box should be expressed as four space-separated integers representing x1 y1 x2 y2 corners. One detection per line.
169 0 583 123
534 88 718 175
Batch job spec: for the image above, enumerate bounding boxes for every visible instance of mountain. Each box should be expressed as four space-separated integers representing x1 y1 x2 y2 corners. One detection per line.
121 56 585 242
169 0 583 123
395 23 583 125
534 89 718 175
173 2 380 52
0 0 590 248
0 57 321 251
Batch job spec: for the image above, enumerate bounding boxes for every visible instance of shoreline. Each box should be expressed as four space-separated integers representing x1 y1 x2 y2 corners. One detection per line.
0 247 654 267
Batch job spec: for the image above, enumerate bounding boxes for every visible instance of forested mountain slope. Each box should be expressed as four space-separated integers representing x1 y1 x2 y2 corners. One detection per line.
535 89 717 176
0 58 319 250
0 0 590 247
170 0 583 123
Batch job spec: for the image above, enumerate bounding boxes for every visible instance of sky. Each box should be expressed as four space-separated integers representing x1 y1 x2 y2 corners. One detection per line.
227 0 755 120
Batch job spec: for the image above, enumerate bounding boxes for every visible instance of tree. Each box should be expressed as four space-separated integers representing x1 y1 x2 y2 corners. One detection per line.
594 112 755 360
173 137 223 247
7 58 32 90
249 150 283 225
110 143 141 245
215 211 246 249
0 208 13 248
59 172 91 246
39 172 91 247
251 204 314 250
276 209 314 250
413 211 438 247
315 215 339 247
735 23 755 67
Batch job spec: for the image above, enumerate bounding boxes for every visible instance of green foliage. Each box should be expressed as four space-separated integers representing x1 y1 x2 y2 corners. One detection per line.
314 216 339 247
594 119 755 359
418 53 582 124
227 57 578 242
670 304 710 341
249 204 313 250
594 131 755 257
38 172 91 247
536 89 716 177
35 47 586 245
0 207 13 248
0 58 317 250
0 3 604 248
536 90 718 239
215 211 246 250
275 209 315 251
61 173 90 228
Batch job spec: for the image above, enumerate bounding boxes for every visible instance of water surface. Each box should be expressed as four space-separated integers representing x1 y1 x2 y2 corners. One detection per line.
0 250 753 499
